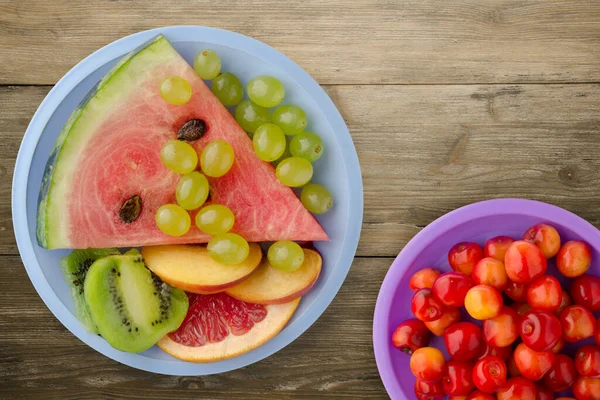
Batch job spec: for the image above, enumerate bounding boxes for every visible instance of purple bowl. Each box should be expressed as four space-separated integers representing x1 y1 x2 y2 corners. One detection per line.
373 198 600 399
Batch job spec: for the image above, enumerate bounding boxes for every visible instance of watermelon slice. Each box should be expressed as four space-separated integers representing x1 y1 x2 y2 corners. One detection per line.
37 35 328 249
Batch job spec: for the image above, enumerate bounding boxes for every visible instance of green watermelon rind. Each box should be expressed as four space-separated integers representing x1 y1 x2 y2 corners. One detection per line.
37 35 179 249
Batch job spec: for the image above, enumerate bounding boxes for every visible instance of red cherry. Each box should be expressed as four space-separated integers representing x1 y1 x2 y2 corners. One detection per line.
556 289 573 317
444 322 483 362
519 310 562 352
504 241 547 284
410 268 442 292
513 342 555 381
466 391 495 400
484 236 515 262
496 377 537 400
595 317 600 346
473 356 507 393
505 280 529 302
391 318 432 355
464 285 503 320
410 347 446 382
448 242 484 275
575 345 600 378
478 342 512 361
571 274 600 312
415 379 445 399
557 240 592 278
442 360 475 396
573 376 600 400
522 223 561 258
425 307 461 336
432 272 473 307
543 354 577 392
527 275 562 312
472 257 509 291
411 288 445 322
483 307 519 348
560 305 595 342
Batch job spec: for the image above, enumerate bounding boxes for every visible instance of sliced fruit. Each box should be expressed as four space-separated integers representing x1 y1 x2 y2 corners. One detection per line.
37 35 328 250
84 253 188 353
141 243 262 294
60 248 120 333
158 293 299 362
226 248 321 304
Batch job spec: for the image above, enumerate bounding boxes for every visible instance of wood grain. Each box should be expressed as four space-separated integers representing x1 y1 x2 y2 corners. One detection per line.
2 84 599 256
0 0 599 85
0 255 388 399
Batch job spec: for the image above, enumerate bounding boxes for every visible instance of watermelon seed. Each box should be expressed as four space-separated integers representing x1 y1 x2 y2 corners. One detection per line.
177 119 207 141
119 195 142 223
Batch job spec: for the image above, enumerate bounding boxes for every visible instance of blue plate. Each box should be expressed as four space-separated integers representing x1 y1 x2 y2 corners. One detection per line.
12 26 363 375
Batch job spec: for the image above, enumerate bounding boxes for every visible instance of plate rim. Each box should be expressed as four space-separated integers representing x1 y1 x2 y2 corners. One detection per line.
372 198 600 399
12 26 363 375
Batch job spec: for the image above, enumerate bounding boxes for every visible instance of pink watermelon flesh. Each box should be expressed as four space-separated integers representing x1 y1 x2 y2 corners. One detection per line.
41 36 327 248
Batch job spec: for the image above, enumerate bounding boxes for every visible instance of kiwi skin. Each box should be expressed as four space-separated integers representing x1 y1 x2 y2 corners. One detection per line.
84 253 188 353
60 248 119 333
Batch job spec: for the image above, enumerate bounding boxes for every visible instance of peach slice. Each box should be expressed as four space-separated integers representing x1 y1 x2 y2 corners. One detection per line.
225 248 322 304
141 243 262 294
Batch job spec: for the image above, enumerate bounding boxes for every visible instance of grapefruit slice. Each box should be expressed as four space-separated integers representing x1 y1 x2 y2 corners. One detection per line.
157 293 299 362
37 35 328 249
225 248 322 304
140 243 263 294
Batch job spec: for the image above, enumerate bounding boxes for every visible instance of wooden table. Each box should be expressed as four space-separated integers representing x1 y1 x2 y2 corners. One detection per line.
1 1 599 398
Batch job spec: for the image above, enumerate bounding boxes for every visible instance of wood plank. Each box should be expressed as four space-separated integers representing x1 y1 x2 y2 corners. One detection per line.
0 0 599 85
2 84 600 256
0 255 388 399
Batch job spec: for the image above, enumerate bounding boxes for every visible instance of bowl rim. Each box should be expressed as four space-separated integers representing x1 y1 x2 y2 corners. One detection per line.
12 26 363 375
372 198 600 399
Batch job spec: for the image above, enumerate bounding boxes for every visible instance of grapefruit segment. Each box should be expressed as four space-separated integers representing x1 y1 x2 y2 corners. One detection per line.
37 35 328 249
141 243 262 294
226 248 322 304
157 293 299 362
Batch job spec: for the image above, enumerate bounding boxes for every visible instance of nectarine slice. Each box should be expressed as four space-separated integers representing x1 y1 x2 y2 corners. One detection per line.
225 248 322 304
141 244 262 294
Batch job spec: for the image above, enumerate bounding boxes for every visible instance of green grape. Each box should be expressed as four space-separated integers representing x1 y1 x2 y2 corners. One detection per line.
160 140 198 174
208 233 250 265
301 184 333 214
159 76 193 105
247 76 285 108
155 204 191 236
290 132 324 162
176 171 209 210
267 240 305 272
200 140 235 177
193 49 221 80
195 204 235 235
272 104 307 135
275 157 313 187
235 100 271 133
253 123 286 161
211 72 243 106
272 136 292 167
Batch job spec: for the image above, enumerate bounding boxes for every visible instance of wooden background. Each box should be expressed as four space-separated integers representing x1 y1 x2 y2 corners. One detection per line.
1 1 600 399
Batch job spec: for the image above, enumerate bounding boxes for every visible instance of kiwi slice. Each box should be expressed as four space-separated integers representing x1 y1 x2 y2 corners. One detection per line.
60 248 120 333
84 252 188 353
